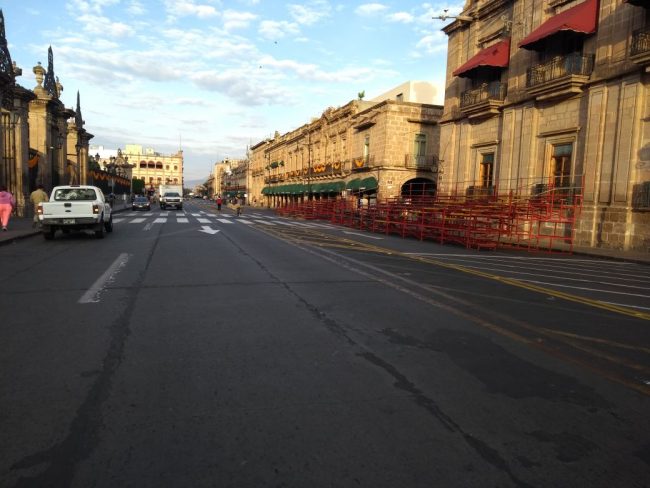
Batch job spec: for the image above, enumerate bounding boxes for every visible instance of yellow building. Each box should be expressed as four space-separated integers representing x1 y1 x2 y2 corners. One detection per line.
440 0 649 251
123 144 184 195
249 95 443 207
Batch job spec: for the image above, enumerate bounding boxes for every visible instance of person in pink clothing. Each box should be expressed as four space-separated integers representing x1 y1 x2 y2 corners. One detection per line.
0 185 16 231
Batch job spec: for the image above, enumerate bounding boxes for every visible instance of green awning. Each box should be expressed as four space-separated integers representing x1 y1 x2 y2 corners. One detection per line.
331 181 345 192
346 179 361 190
359 177 378 191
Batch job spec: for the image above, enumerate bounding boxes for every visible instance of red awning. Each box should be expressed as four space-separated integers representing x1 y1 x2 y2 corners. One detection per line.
452 39 511 77
519 0 598 49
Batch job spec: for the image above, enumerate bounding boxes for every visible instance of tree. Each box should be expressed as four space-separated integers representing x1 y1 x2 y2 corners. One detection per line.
357 90 365 100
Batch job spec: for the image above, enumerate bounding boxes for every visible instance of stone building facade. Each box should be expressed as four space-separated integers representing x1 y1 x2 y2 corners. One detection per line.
441 0 650 251
123 144 184 195
0 10 93 217
249 98 443 207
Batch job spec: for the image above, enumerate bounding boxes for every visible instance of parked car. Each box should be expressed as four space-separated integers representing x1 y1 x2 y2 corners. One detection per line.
132 196 151 211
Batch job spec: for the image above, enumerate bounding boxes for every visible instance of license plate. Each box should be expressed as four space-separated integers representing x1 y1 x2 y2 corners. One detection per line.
63 219 75 224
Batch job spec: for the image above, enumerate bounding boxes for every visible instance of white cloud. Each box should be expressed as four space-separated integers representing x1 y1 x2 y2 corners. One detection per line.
415 31 448 54
388 12 414 23
222 10 257 31
288 1 332 26
355 3 388 16
191 68 291 106
258 20 300 40
127 1 146 16
164 0 219 19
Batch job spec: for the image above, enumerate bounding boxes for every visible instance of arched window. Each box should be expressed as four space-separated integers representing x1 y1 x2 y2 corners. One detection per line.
147 160 155 168
156 162 163 169
174 166 178 171
166 165 169 170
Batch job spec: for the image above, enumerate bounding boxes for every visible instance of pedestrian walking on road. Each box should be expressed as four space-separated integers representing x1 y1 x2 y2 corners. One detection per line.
29 184 48 227
216 195 222 211
0 185 16 231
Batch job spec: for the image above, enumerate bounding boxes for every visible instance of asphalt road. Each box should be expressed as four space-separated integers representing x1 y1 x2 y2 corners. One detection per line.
1 200 649 487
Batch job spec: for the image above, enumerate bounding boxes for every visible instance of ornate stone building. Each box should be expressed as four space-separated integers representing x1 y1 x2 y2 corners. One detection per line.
122 144 184 195
440 0 649 251
0 9 93 216
249 96 443 207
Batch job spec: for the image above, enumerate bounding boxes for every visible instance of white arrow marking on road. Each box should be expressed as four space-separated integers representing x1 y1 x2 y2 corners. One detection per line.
198 225 220 235
342 231 383 240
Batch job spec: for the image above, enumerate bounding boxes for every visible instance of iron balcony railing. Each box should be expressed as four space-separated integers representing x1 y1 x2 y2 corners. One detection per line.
460 82 507 108
526 53 594 88
632 27 650 57
404 154 437 170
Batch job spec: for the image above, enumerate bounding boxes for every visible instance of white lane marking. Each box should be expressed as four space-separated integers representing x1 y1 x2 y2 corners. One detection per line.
113 218 126 223
516 278 650 299
274 221 295 226
238 219 254 224
197 218 211 223
143 213 154 217
143 222 154 231
153 218 167 224
191 213 202 216
216 218 234 224
255 220 276 225
177 218 189 223
130 218 146 223
600 301 650 311
220 214 233 218
198 226 220 235
160 212 169 217
342 231 384 240
79 253 131 304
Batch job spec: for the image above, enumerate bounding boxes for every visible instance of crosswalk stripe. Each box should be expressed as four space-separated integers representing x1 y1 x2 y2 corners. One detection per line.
238 219 254 224
255 220 276 225
216 218 234 224
197 218 211 223
113 218 126 223
177 218 189 223
153 218 167 223
130 218 146 223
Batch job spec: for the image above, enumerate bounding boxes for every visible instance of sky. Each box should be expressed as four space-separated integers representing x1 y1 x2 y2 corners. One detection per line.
3 0 463 184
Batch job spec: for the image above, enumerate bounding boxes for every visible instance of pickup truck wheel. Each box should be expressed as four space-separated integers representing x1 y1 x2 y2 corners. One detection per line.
105 215 113 232
43 227 55 240
95 220 105 239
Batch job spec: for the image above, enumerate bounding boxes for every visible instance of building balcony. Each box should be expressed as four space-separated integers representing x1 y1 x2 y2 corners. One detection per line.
526 53 594 101
351 155 374 172
459 82 507 119
631 27 650 68
404 154 437 171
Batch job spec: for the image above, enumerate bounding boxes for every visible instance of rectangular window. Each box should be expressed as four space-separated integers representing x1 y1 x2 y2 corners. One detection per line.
550 143 572 189
479 153 494 188
363 135 370 162
414 134 427 166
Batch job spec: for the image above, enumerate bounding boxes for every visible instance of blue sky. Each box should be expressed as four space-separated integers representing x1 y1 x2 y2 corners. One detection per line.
4 0 462 183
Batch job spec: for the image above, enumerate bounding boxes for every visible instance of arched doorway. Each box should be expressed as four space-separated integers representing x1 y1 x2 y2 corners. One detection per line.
400 177 436 200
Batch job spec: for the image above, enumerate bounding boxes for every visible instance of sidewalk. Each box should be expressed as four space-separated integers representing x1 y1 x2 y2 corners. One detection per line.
1 204 648 265
0 200 132 246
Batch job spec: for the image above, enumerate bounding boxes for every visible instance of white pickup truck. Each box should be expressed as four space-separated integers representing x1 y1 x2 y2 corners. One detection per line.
38 185 113 240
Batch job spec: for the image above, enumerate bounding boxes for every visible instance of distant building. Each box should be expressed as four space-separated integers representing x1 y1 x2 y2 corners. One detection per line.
122 144 184 194
249 87 443 206
370 81 437 104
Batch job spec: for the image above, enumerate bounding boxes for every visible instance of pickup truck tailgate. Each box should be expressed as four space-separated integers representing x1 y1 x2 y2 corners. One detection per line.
41 202 96 217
